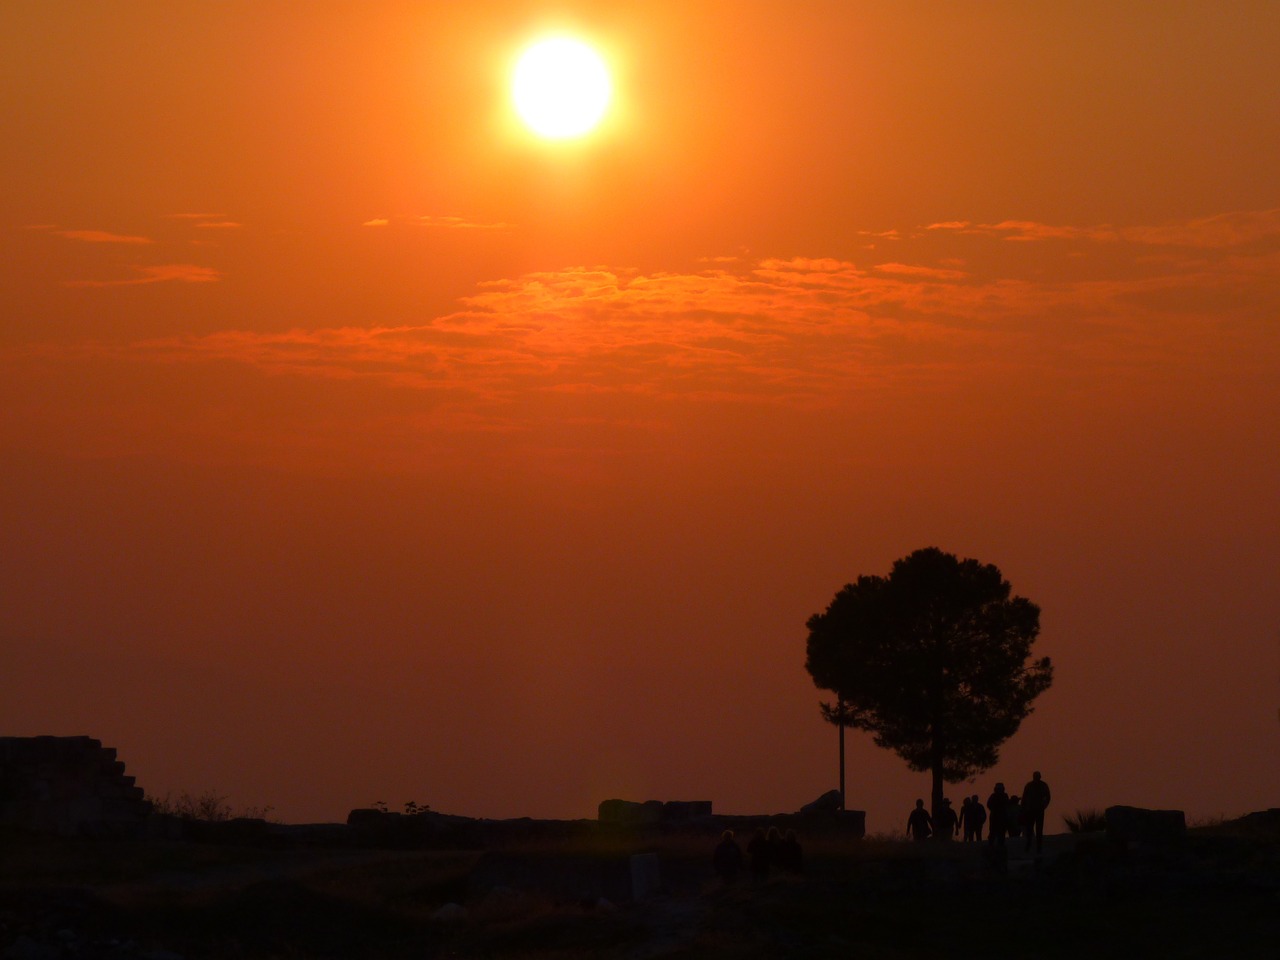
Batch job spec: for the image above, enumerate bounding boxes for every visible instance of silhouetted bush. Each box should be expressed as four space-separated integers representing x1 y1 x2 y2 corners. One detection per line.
148 788 272 822
1063 808 1107 833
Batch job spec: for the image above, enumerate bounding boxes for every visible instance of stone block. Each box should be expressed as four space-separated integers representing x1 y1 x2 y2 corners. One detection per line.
661 800 713 821
800 789 843 815
0 736 149 836
598 799 663 824
839 809 867 837
347 808 390 826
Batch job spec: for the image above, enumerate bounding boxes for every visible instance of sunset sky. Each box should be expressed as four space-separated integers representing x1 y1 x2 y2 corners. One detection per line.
3 1 1278 829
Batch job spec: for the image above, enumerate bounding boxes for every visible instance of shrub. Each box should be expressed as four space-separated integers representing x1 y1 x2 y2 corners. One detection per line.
149 789 272 822
1063 808 1107 833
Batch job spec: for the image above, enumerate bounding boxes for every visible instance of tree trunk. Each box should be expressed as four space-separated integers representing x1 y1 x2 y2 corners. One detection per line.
930 763 945 838
838 721 845 811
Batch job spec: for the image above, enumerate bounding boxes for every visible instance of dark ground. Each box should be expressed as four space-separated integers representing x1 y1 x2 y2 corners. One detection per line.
2 817 1278 959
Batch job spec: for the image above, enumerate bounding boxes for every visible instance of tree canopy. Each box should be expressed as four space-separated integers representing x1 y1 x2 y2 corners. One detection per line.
805 547 1053 820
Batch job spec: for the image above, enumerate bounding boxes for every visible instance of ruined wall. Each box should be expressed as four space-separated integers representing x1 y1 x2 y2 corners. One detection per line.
598 799 714 824
0 736 151 836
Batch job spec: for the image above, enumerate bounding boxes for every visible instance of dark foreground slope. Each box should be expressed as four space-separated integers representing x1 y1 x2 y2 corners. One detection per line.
2 817 1278 959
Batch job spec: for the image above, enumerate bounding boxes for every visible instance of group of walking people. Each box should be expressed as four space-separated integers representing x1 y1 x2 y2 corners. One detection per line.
906 770 1052 853
713 826 803 883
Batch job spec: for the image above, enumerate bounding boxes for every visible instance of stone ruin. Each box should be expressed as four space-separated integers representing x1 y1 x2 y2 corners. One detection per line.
598 795 866 837
598 799 714 825
0 736 152 837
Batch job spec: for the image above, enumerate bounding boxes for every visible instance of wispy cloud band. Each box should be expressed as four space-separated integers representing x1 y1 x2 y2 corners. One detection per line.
66 264 222 287
17 209 1274 445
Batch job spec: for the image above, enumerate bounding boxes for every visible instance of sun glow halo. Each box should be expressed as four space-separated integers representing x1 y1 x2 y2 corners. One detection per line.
513 37 611 140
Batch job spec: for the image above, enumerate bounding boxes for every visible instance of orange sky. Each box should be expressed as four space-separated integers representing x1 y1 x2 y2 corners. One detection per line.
3 1 1278 828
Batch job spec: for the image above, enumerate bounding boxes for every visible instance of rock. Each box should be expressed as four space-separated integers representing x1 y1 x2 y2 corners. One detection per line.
800 790 843 815
1105 805 1187 843
838 809 867 837
346 808 389 826
798 791 866 836
431 903 468 922
599 798 712 824
662 800 712 821
1235 808 1280 837
598 799 662 824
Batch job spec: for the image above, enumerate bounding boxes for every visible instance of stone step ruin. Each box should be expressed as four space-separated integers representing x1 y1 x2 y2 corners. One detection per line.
0 735 151 837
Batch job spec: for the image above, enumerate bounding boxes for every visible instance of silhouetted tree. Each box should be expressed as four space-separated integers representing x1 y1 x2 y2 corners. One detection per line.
805 547 1053 826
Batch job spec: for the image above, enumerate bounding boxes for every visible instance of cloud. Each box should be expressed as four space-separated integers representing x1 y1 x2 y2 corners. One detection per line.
416 215 512 231
55 207 1278 434
924 210 1280 248
1120 209 1280 248
118 257 997 416
991 221 1121 243
873 262 969 281
55 229 154 244
112 259 1148 407
66 264 222 287
360 215 512 230
926 220 1120 242
194 221 242 229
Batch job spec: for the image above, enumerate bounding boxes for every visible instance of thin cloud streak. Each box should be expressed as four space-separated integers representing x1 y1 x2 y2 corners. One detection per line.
361 215 514 230
55 229 154 245
66 264 222 287
873 263 969 280
416 215 512 230
925 209 1280 248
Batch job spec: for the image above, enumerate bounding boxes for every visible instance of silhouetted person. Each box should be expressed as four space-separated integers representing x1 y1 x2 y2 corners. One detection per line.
1005 794 1022 839
987 783 1009 847
968 794 986 842
765 826 783 868
958 796 974 841
747 827 771 880
778 829 804 874
713 829 743 884
1021 770 1051 854
906 798 932 841
935 797 959 840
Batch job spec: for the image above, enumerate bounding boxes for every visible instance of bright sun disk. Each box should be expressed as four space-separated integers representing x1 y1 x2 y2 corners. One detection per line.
513 37 611 140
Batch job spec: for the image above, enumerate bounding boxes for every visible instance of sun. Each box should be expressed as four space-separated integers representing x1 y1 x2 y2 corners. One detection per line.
512 37 612 140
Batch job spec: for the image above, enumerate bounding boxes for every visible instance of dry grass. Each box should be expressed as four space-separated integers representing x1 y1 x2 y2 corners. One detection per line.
147 789 273 822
